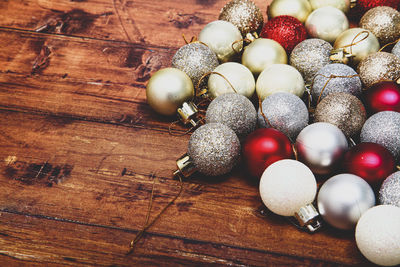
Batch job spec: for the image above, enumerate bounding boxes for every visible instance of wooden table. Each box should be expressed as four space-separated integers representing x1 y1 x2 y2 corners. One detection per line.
0 0 374 266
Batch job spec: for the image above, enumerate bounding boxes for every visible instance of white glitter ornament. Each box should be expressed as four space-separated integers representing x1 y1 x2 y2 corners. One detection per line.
379 171 400 207
355 205 400 266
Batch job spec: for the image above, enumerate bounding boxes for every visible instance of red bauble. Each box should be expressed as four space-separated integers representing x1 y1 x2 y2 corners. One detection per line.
260 15 307 54
365 81 400 114
242 128 294 178
350 0 399 19
343 142 395 185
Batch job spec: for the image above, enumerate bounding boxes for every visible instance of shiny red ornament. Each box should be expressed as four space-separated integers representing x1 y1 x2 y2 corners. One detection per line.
343 142 396 185
350 0 399 19
365 81 400 114
242 128 294 178
260 15 307 54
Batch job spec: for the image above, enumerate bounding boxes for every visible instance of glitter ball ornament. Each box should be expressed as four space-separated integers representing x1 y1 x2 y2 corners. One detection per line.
267 0 312 23
365 81 400 114
305 7 349 43
317 174 375 230
256 64 305 100
360 6 400 45
199 20 243 62
311 63 362 102
241 38 287 76
208 62 255 99
358 52 400 88
258 92 309 140
290 38 333 85
206 93 257 139
309 0 351 13
315 93 366 137
171 43 219 89
219 0 264 38
187 123 240 176
360 111 400 160
392 41 400 59
260 15 307 53
351 0 400 18
380 171 400 207
355 205 400 266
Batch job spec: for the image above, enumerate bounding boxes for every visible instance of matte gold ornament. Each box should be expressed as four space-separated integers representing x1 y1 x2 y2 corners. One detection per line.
267 0 312 23
309 0 351 13
241 38 287 76
146 68 194 116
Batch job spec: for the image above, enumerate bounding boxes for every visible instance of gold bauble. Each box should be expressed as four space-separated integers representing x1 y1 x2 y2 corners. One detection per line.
267 0 312 23
146 68 194 116
309 0 350 13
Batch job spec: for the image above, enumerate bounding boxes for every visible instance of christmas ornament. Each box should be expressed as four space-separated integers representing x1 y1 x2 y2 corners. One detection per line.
357 52 400 88
208 62 255 99
290 38 333 85
267 0 312 23
241 38 287 76
365 81 400 113
360 111 400 160
314 93 366 137
311 63 362 102
146 68 194 116
360 6 400 45
256 64 305 100
258 92 309 140
392 41 400 59
343 143 396 185
205 93 257 139
260 15 307 53
351 0 400 19
243 128 294 178
379 171 400 207
171 42 219 89
219 0 264 38
259 159 321 232
309 0 351 13
198 20 243 62
317 174 375 230
295 122 348 175
333 28 380 65
305 7 349 43
355 205 400 266
175 123 240 177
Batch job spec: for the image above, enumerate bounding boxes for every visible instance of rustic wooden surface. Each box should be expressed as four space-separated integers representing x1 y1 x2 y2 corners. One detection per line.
0 0 375 266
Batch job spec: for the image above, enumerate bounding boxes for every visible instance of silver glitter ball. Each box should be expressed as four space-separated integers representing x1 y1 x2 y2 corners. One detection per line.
360 111 400 161
258 92 309 140
311 63 362 103
315 92 366 138
379 171 400 207
393 41 400 59
206 93 257 139
172 42 219 89
290 38 333 85
357 52 400 88
188 123 240 176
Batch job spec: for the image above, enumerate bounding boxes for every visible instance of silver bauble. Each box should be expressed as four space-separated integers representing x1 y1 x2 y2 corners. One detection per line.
360 111 400 160
379 171 400 207
393 41 400 59
258 92 309 140
317 173 375 230
206 93 257 139
295 122 348 175
290 38 333 85
188 123 240 176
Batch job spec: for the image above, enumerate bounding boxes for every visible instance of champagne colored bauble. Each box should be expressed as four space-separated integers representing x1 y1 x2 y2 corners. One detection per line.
315 93 366 138
199 20 243 63
219 0 264 37
360 6 400 45
309 0 351 13
357 52 400 88
365 81 400 114
267 0 312 23
208 62 255 99
317 174 375 230
146 68 194 116
356 205 400 266
256 64 305 100
333 28 380 65
260 159 317 216
188 123 240 176
290 38 333 84
393 41 400 59
206 93 257 139
241 38 287 76
305 7 349 43
380 171 400 207
171 43 219 88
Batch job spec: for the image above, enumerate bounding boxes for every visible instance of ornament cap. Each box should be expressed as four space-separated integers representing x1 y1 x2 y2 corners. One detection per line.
349 0 357 9
294 203 322 232
174 153 196 178
330 48 354 64
177 101 199 127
